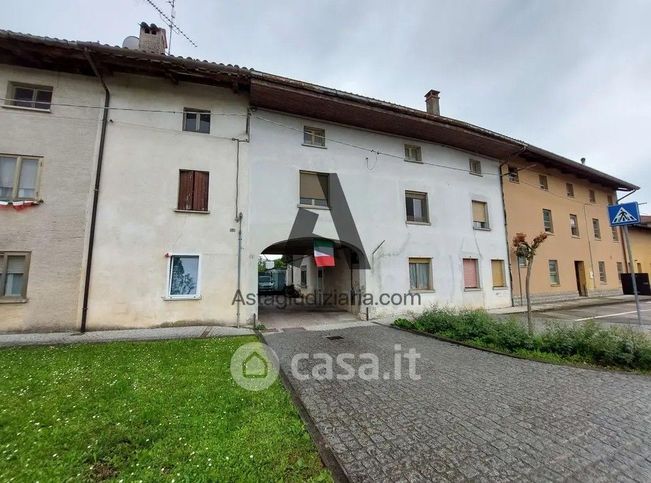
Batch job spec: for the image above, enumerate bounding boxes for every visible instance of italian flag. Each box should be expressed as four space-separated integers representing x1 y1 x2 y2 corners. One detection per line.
314 239 335 267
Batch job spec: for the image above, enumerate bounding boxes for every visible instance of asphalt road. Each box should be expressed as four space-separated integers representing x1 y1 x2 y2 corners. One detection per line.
512 300 651 333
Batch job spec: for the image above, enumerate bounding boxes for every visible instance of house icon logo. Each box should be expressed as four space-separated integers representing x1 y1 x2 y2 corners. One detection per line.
230 342 279 391
243 352 268 379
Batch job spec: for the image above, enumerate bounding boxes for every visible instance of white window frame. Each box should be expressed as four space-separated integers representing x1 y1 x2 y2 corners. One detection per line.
165 253 202 300
404 144 422 163
303 126 326 148
469 159 482 176
182 108 211 134
0 154 43 201
5 82 53 111
472 200 490 230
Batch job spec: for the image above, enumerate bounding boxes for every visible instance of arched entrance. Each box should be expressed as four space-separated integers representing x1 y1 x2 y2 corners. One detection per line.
257 237 366 329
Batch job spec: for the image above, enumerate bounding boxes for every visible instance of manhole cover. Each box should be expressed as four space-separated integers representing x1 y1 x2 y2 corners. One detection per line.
326 335 344 340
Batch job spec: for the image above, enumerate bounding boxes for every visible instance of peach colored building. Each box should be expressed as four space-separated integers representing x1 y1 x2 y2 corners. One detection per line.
628 216 651 277
502 158 637 304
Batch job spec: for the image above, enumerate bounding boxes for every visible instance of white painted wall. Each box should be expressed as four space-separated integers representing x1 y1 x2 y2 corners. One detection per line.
248 110 512 319
87 75 251 329
0 65 103 332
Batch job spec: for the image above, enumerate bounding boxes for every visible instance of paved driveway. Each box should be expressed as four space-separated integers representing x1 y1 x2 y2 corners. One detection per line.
264 325 651 482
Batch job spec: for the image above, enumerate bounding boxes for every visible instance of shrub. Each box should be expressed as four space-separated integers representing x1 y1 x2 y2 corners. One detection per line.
394 308 651 371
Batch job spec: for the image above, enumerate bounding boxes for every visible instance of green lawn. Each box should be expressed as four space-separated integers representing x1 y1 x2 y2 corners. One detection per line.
0 336 331 482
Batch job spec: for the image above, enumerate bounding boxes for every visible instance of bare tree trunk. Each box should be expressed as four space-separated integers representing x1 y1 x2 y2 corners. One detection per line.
525 260 533 335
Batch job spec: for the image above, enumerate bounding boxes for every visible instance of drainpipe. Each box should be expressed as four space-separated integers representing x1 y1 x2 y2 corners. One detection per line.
234 109 250 328
80 49 110 333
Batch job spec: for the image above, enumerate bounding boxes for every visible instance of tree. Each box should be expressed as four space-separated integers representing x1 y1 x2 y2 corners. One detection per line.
512 232 548 335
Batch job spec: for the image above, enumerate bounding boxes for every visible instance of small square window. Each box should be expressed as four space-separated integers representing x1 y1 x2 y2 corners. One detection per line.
589 189 596 203
548 260 560 285
406 191 429 223
539 175 548 190
507 166 519 183
0 252 31 300
183 108 211 133
167 255 200 298
300 171 329 207
409 258 432 290
7 83 53 110
303 126 326 147
469 159 482 176
404 144 422 163
542 208 554 233
566 183 575 197
472 201 489 229
463 258 480 289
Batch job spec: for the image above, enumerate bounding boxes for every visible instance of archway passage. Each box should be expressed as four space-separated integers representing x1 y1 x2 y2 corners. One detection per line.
258 238 365 330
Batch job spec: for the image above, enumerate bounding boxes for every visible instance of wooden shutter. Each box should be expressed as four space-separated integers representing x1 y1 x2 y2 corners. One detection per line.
178 170 194 210
472 201 486 223
193 171 209 211
491 260 505 287
463 259 479 288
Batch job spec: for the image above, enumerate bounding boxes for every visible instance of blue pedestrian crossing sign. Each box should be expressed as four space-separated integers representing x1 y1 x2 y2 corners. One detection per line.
608 202 640 226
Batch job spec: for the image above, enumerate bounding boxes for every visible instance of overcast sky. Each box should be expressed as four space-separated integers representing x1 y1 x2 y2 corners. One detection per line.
4 0 650 210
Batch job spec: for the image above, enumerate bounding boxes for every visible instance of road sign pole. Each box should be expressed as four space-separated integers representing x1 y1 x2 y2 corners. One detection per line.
622 225 642 327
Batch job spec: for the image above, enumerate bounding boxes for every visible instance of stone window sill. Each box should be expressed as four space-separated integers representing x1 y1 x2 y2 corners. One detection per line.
464 288 481 292
162 295 202 301
297 204 330 210
2 104 51 113
406 220 431 226
301 143 327 149
0 298 28 304
174 209 210 214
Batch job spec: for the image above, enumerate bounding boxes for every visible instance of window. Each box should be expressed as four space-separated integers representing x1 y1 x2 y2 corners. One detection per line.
539 175 548 190
409 258 432 290
167 255 200 298
566 183 574 197
472 201 489 229
569 214 580 237
542 208 554 233
303 126 326 147
405 191 429 223
0 155 41 201
177 170 209 212
612 227 619 242
182 108 211 133
0 252 30 299
300 266 307 287
637 262 642 273
299 171 329 207
6 82 52 110
491 259 506 288
463 258 480 289
592 218 601 239
589 189 596 203
548 260 560 285
404 144 422 163
598 261 607 283
507 166 519 182
607 194 614 205
469 159 482 175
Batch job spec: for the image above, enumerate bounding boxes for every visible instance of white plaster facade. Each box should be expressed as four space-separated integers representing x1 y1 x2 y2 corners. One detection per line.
248 110 512 320
86 74 252 329
0 65 103 332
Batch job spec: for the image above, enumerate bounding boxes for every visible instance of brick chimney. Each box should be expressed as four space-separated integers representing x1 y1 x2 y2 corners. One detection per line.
138 22 167 54
425 89 440 115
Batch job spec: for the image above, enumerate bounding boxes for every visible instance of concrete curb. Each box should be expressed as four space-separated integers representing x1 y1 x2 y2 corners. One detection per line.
390 324 650 376
491 296 650 316
258 330 350 483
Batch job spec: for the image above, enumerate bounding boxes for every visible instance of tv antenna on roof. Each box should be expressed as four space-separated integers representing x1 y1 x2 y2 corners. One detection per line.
143 0 198 54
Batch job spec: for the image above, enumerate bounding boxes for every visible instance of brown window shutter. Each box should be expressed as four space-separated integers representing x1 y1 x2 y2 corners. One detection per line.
193 171 209 211
178 170 194 210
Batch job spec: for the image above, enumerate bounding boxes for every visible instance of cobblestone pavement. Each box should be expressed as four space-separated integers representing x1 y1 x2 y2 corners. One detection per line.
264 325 651 482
